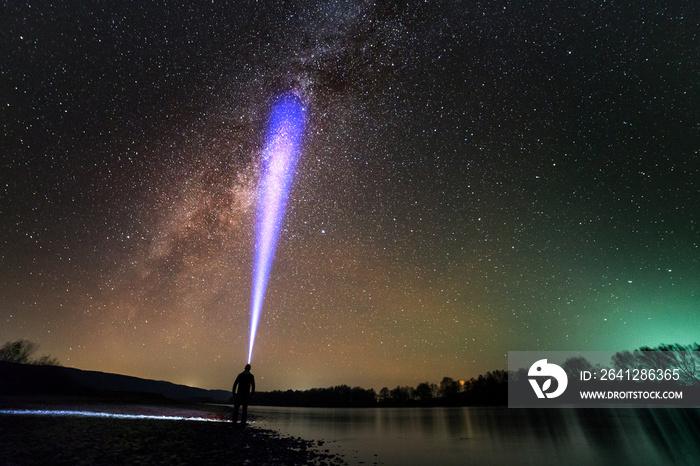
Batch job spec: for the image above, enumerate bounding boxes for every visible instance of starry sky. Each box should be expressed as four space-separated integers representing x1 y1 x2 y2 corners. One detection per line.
2 1 698 392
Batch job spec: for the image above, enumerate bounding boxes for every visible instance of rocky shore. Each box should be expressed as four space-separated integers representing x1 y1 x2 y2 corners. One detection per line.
0 399 345 465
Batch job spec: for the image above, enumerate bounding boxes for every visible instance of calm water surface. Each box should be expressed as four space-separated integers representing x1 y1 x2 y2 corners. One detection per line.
250 406 700 465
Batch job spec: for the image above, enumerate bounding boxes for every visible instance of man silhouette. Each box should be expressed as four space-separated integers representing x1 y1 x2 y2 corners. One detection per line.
232 364 255 427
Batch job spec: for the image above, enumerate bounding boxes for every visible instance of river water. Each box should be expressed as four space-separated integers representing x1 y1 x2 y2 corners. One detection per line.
250 406 700 465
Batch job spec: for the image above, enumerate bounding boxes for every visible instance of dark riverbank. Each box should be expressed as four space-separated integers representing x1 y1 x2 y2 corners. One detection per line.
0 398 345 465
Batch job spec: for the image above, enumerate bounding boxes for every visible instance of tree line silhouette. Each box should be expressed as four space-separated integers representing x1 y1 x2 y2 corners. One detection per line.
250 371 509 407
4 339 697 406
252 343 699 407
508 342 700 387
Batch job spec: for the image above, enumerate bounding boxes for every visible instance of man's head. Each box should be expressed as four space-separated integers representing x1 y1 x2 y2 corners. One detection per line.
245 364 251 371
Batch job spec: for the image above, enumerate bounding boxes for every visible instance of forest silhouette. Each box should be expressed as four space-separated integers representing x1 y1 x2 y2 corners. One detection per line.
2 340 697 406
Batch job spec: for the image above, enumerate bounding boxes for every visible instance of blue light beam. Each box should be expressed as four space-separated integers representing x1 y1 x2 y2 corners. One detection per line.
248 94 306 364
0 409 226 422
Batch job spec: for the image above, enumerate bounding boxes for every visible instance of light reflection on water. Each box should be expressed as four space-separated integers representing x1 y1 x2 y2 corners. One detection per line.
0 409 225 423
251 406 700 465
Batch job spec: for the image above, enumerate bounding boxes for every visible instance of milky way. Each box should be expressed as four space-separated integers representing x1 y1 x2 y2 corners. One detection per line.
1 1 698 391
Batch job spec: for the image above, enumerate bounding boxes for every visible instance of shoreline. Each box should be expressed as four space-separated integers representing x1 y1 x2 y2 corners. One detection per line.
0 397 345 465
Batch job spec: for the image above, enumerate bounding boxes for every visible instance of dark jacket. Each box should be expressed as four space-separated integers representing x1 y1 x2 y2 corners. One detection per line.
232 370 255 398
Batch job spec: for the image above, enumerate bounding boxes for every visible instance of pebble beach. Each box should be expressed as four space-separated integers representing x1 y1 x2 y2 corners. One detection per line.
0 399 345 465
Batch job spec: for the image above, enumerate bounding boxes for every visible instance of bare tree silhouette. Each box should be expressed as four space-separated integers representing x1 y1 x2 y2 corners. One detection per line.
0 340 60 366
562 356 595 381
612 343 699 386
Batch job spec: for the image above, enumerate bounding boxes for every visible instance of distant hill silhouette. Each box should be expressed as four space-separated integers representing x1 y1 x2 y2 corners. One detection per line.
0 361 230 403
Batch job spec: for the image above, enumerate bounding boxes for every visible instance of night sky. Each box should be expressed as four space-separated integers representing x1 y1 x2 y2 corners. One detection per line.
2 1 698 392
